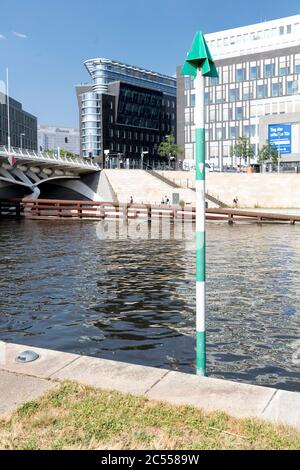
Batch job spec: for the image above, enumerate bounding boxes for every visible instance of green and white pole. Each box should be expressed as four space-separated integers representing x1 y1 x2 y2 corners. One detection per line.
181 31 218 377
195 70 206 376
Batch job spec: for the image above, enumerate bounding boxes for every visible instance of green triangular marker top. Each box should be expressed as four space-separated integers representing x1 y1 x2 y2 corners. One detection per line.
181 31 218 79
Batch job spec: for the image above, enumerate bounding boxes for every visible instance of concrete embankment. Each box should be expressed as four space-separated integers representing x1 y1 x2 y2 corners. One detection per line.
103 169 196 205
156 171 300 209
1 341 299 430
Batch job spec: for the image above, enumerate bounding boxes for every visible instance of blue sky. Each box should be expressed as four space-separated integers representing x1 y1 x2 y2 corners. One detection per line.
0 0 299 127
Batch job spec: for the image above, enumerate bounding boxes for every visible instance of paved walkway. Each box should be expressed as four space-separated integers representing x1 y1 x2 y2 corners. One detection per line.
0 341 299 430
0 370 55 415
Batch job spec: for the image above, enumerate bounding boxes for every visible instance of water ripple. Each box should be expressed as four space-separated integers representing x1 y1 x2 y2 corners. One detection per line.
0 219 299 391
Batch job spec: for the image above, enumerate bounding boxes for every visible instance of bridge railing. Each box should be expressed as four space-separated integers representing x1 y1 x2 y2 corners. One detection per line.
0 146 99 171
11 199 196 221
1 199 300 225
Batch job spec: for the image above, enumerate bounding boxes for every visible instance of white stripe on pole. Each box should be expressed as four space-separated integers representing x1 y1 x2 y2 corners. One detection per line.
196 282 205 332
194 72 204 129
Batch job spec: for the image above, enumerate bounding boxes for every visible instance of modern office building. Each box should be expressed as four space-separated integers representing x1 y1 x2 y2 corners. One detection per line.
76 59 176 166
0 92 37 150
38 125 80 155
177 15 300 170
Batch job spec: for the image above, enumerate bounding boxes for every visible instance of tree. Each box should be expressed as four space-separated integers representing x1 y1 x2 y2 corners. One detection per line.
158 134 183 169
258 141 279 167
48 148 77 159
230 137 254 166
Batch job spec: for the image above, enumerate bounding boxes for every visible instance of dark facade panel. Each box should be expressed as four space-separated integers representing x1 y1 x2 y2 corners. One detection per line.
0 92 37 151
101 82 176 166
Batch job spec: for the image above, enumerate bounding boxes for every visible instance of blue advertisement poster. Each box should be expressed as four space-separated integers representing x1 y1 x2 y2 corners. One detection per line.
268 124 292 154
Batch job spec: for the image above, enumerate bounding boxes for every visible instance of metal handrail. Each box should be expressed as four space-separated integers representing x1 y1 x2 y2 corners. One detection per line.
0 146 100 170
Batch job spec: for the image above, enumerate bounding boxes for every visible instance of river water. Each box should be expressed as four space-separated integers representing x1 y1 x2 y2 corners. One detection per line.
0 219 299 391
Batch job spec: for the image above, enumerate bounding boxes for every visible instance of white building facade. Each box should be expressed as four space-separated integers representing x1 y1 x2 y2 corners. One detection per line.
177 15 300 170
38 125 80 155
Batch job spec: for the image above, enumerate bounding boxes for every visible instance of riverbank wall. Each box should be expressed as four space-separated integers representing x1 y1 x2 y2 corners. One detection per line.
1 342 299 430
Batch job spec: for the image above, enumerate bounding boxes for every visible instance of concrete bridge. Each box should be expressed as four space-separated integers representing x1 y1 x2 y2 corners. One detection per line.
0 146 101 200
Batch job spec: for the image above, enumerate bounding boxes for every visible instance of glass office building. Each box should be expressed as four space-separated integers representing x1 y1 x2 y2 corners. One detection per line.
0 92 37 150
76 59 176 164
177 15 300 170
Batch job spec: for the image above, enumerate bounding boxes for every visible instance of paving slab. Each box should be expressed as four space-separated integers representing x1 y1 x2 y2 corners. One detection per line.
0 342 80 379
52 355 169 395
262 390 300 430
0 370 56 415
146 370 276 419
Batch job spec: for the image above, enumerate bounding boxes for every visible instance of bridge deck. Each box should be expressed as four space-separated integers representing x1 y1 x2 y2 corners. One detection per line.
0 146 99 173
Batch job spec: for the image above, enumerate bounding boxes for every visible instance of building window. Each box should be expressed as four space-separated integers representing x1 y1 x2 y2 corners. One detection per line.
243 84 253 100
250 125 257 137
257 84 267 99
243 125 250 137
209 108 216 122
190 94 196 107
229 126 238 139
264 63 275 78
229 88 239 102
216 128 224 140
279 67 287 76
209 142 219 158
236 68 246 82
287 24 292 34
271 82 282 97
236 107 243 120
279 26 284 35
184 77 191 90
222 66 229 84
210 76 219 86
296 55 300 73
287 80 298 95
250 66 260 80
216 89 224 103
223 106 232 121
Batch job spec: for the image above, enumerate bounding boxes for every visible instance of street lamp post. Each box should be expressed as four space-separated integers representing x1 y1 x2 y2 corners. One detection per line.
181 31 218 377
277 145 281 175
104 150 110 169
6 68 11 153
141 150 149 169
20 133 25 150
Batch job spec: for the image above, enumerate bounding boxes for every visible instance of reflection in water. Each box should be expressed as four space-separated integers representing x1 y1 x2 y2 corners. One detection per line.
0 219 299 391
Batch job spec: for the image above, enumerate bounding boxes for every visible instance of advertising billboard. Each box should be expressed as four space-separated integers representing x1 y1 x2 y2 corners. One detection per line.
268 124 292 154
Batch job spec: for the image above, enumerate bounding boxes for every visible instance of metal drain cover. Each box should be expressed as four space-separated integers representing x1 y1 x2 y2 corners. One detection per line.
16 350 40 364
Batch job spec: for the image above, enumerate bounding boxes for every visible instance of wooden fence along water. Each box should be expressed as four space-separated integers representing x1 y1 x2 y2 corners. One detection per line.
1 198 300 224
